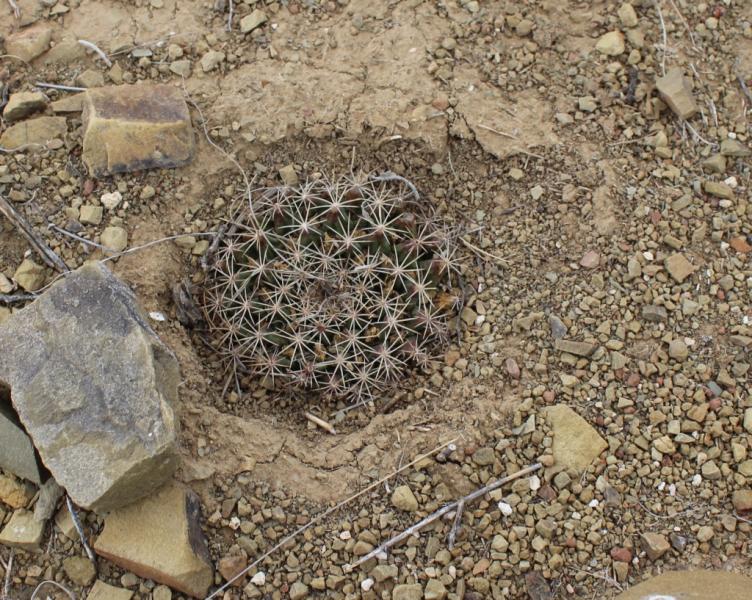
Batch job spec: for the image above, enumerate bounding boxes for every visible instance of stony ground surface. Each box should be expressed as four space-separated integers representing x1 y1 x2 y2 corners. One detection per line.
1 0 752 599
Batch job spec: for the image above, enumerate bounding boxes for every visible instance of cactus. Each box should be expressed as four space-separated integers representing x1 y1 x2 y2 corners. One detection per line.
201 173 459 404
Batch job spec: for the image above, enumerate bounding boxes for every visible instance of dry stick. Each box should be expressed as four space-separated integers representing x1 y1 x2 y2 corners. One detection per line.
459 237 511 265
2 550 12 600
49 223 114 252
654 0 668 76
30 580 75 600
226 0 233 30
0 195 69 272
447 497 465 550
204 437 459 599
66 496 96 566
476 123 517 139
346 462 542 570
6 0 19 18
737 74 752 108
78 39 112 67
34 81 86 92
304 411 337 435
666 0 698 51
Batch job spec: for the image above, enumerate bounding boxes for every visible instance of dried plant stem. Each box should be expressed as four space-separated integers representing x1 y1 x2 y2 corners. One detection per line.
2 550 13 600
666 0 698 50
346 462 542 570
460 237 511 265
654 0 668 76
66 496 97 566
6 0 19 18
477 123 517 139
0 195 69 272
304 412 337 435
34 81 86 92
204 437 459 599
226 0 233 30
78 39 112 67
447 498 464 550
30 580 75 600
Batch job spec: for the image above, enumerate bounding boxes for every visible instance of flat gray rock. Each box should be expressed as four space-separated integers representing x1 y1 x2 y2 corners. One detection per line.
0 395 44 484
0 263 179 513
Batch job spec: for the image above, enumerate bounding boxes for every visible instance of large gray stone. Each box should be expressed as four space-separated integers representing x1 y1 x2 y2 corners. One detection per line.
0 263 179 513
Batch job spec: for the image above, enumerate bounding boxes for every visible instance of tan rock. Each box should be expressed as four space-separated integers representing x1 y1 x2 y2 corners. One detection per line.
240 9 267 33
100 226 128 252
82 84 194 177
51 93 85 113
13 258 46 292
94 483 213 598
0 116 67 150
703 181 734 199
0 474 35 509
0 509 45 551
391 485 419 512
733 490 752 513
5 25 52 62
595 31 625 56
664 253 694 283
2 92 48 122
40 38 87 65
80 205 104 225
614 571 752 600
554 339 597 357
544 404 607 472
63 557 96 586
720 139 751 157
640 532 670 560
86 580 134 600
618 3 638 27
656 68 698 119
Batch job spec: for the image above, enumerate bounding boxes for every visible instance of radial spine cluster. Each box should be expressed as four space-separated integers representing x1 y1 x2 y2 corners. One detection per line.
202 173 459 403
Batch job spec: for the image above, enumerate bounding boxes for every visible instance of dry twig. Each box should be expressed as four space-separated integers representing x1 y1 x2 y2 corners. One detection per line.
1 550 13 600
476 123 517 139
447 498 464 550
34 81 86 92
6 0 19 18
304 411 337 435
66 496 96 566
30 580 75 600
654 0 668 76
204 437 459 599
0 195 69 272
78 39 113 67
346 462 542 570
460 237 511 265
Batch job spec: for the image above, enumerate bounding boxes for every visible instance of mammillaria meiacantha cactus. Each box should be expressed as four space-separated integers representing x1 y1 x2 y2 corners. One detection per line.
201 173 460 404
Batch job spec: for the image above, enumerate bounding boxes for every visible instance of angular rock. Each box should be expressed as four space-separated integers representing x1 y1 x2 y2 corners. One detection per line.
0 398 44 484
424 578 447 600
664 253 694 283
0 263 179 512
289 581 308 600
94 483 213 598
704 181 733 199
101 226 128 252
0 474 34 509
642 305 667 323
0 116 67 151
87 581 134 600
613 570 752 600
63 556 97 586
240 9 267 33
720 139 751 157
391 485 419 512
656 68 698 119
618 3 638 28
4 26 52 62
12 259 46 292
544 405 607 472
595 31 625 56
82 84 194 177
33 478 63 523
392 584 423 600
2 92 48 122
640 532 670 560
732 490 752 513
51 93 85 113
0 509 45 551
554 339 597 357
200 51 225 72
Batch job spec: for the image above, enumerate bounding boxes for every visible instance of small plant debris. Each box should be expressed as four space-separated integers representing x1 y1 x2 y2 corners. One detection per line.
201 173 461 405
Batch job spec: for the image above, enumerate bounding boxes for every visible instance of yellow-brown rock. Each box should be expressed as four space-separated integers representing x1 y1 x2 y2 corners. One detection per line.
0 117 67 150
81 84 194 177
4 25 52 62
3 92 48 122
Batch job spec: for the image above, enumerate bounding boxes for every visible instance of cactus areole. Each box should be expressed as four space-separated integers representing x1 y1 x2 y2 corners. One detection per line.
201 174 459 404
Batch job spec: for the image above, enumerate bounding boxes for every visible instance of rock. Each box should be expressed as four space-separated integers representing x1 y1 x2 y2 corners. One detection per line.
371 564 398 582
505 357 521 379
548 315 567 338
101 191 123 210
472 447 496 466
76 69 105 88
0 263 179 512
218 554 246 586
525 571 552 600
33 478 63 523
664 253 694 283
618 3 638 27
80 205 103 225
424 579 447 600
744 408 752 433
544 404 607 472
94 483 213 598
700 460 721 480
595 31 625 56
578 96 597 113
613 571 752 600
0 116 67 151
40 38 87 65
720 139 751 157
289 581 308 600
170 60 192 77
152 585 172 600
0 400 44 484
82 84 194 177
200 50 225 72
391 485 419 512
279 164 299 186
100 226 128 252
554 339 597 357
55 506 77 539
0 474 34 509
640 532 670 560
0 509 45 551
668 339 688 361
51 93 85 114
703 181 733 199
392 584 422 600
653 436 676 454
701 154 726 174
732 490 752 513
579 250 599 268
63 557 96 586
696 525 714 542
655 68 698 119
240 9 267 33
86 581 134 600
642 305 667 322
669 533 687 552
13 259 46 292
2 92 47 122
610 547 632 563
4 26 52 61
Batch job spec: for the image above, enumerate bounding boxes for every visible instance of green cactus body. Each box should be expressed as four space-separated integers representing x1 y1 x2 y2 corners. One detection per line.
202 174 458 403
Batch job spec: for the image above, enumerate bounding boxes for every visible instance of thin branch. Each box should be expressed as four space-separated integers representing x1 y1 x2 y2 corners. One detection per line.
476 123 518 139
654 0 667 76
459 237 511 265
78 39 113 67
0 194 69 272
666 0 698 50
204 437 459 599
447 498 464 550
346 462 542 570
2 550 13 600
304 411 337 435
226 0 233 31
66 496 97 566
34 82 86 92
6 0 19 18
30 580 75 600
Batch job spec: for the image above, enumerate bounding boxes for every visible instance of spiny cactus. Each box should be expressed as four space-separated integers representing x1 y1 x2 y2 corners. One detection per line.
201 172 460 404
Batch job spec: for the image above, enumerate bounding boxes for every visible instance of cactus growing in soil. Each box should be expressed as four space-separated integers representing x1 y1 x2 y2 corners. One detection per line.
201 173 459 404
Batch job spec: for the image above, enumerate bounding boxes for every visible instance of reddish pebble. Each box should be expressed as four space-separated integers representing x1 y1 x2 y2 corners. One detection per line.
649 210 661 224
610 547 632 563
709 398 722 411
506 357 521 379
626 372 640 387
542 390 555 404
431 95 450 111
83 179 95 196
712 5 725 18
580 250 600 269
565 537 576 548
729 236 752 254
